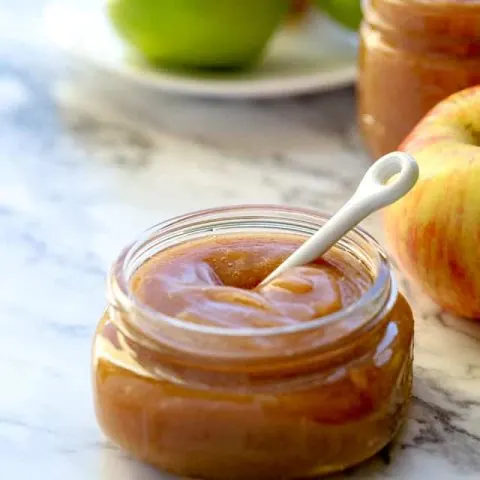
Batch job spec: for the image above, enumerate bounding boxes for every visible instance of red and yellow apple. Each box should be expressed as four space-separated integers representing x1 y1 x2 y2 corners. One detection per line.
384 86 480 318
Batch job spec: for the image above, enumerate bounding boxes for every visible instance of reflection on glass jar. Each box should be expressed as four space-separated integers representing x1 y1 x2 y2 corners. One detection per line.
92 206 414 479
358 0 480 158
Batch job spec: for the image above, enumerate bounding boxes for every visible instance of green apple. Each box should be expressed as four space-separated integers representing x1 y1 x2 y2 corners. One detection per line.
313 0 362 31
107 0 290 69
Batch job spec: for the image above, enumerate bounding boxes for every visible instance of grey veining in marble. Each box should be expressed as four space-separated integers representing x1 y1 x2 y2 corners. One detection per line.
1 1 480 479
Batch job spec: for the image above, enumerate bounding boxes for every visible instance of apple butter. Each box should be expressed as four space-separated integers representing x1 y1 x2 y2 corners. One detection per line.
92 206 414 479
358 0 480 158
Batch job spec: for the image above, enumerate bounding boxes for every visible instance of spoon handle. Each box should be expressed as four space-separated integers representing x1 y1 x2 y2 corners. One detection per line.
260 152 419 286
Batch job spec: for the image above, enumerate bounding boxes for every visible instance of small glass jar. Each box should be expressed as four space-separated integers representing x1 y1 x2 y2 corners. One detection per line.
358 0 480 158
92 206 414 479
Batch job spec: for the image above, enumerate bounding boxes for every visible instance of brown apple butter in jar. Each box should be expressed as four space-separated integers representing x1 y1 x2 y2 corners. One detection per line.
92 206 414 479
358 0 480 158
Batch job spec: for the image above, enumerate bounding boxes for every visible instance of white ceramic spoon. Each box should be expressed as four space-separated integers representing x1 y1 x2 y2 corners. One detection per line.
259 151 419 287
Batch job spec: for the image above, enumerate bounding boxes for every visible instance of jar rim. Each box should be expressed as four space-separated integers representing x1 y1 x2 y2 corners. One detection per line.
108 205 396 343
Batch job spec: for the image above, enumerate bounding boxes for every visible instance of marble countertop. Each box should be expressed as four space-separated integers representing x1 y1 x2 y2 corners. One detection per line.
1 2 480 479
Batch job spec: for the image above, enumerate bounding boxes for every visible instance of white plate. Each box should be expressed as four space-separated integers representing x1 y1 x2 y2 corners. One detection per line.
43 2 358 99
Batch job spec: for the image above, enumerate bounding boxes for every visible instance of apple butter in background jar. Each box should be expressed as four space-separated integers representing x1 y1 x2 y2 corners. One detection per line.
358 0 480 158
92 206 414 479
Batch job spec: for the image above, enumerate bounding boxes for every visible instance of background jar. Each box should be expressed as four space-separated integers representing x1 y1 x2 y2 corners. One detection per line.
92 205 414 479
358 0 480 158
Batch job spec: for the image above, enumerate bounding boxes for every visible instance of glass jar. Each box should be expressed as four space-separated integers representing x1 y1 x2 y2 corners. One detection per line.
358 0 480 158
92 206 414 479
